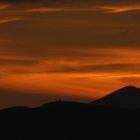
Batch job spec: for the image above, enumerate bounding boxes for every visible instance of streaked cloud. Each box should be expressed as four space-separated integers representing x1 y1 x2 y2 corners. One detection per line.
99 5 140 13
0 58 38 66
0 17 24 24
0 4 10 10
25 7 65 13
0 0 140 104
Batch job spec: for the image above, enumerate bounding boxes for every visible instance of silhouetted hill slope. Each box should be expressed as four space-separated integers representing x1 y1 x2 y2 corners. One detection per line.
93 86 140 108
0 100 139 120
1 86 140 139
0 88 92 108
0 100 140 139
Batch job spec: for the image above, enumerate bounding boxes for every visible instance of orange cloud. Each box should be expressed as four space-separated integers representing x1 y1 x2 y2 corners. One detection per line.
0 1 140 103
0 47 140 100
0 4 11 10
0 17 24 24
24 7 101 13
99 5 140 13
26 7 65 13
1 72 140 100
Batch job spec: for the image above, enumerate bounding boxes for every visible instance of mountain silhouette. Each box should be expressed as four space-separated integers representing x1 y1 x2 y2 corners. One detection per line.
1 99 140 140
93 85 140 108
1 86 140 139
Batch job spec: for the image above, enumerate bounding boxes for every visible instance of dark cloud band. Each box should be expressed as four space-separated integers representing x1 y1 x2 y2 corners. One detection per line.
0 0 139 6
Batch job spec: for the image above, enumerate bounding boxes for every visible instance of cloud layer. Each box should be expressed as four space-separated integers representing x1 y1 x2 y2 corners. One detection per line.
0 0 140 106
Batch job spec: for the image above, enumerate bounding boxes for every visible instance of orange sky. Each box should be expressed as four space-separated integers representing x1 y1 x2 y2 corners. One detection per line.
0 0 140 107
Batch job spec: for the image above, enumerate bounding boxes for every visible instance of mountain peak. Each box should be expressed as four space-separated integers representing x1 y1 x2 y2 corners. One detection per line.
93 85 140 108
123 85 139 90
115 85 140 95
125 85 137 88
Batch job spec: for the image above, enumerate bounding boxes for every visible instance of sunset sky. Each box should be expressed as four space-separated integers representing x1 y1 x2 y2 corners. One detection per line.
0 0 140 107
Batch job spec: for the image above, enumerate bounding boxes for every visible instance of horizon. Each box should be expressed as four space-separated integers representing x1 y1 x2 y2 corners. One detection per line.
0 0 140 107
0 85 139 108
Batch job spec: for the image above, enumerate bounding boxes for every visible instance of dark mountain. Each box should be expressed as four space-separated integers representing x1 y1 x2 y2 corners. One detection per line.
1 86 140 139
93 85 140 108
1 100 140 140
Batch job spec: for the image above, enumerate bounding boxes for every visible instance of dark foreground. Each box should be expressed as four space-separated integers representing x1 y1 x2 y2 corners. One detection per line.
0 101 140 140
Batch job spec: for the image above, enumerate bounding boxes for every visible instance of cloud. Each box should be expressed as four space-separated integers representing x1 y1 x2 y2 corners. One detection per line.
25 7 101 13
0 58 38 66
99 5 140 13
0 0 138 5
0 0 139 10
0 0 43 4
46 63 140 74
0 4 10 10
25 7 65 13
0 0 140 102
0 17 24 24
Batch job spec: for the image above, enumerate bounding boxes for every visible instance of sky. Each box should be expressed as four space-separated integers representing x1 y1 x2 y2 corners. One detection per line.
0 0 140 107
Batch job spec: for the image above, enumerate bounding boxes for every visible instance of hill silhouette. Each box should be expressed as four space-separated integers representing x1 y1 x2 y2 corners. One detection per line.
0 88 92 108
93 85 140 108
1 86 140 139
